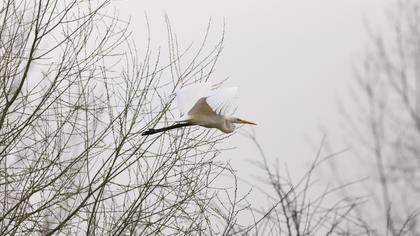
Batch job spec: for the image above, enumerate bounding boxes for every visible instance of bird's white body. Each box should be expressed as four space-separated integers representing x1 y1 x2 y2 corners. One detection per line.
182 97 234 133
176 83 255 133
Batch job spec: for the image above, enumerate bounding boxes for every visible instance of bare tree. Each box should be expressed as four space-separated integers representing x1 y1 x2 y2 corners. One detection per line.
332 0 420 234
236 132 372 236
0 0 251 235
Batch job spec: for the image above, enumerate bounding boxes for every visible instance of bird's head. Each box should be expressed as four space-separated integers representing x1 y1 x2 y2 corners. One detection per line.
220 117 256 133
228 117 257 125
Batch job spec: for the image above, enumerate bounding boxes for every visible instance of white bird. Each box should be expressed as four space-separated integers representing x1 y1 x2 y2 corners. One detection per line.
142 82 256 135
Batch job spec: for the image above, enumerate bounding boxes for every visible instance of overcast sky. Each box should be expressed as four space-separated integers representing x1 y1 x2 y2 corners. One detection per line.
116 0 391 186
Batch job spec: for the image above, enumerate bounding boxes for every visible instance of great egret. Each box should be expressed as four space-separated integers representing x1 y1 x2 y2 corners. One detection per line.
142 83 256 135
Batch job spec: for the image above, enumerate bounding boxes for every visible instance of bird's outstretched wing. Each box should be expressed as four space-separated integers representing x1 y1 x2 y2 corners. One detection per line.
206 87 238 116
176 82 212 116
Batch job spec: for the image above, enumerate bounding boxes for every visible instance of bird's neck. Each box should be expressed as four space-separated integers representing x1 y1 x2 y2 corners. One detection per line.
221 117 235 133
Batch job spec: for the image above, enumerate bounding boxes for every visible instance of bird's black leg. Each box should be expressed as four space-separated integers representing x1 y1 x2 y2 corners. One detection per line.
142 123 196 136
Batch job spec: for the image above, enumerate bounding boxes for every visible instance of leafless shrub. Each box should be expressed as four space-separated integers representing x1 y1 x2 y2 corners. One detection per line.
0 0 249 235
239 132 371 236
331 0 420 234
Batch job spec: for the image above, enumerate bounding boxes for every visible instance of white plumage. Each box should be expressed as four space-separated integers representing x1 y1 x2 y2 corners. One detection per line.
176 82 213 116
177 84 238 117
206 87 238 116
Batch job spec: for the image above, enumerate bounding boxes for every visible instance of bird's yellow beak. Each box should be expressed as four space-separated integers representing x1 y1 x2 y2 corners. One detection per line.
238 118 257 125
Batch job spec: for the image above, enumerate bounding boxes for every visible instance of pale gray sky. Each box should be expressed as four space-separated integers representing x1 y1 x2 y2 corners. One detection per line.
117 0 390 183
